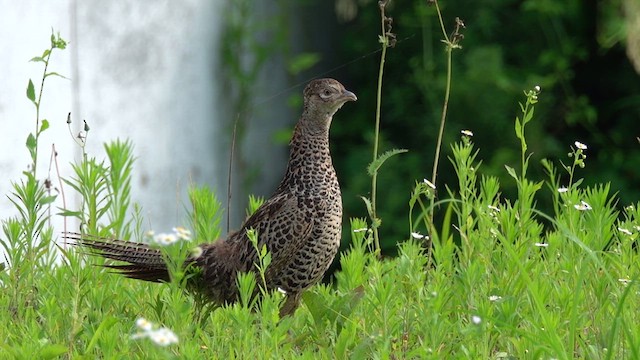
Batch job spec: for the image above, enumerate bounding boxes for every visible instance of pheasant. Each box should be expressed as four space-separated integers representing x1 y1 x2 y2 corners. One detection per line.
67 78 356 316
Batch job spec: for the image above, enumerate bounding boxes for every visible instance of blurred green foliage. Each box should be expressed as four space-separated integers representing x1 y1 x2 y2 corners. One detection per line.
321 0 640 251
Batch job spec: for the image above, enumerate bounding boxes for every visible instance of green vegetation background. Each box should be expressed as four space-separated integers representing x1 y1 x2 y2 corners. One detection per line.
314 0 640 252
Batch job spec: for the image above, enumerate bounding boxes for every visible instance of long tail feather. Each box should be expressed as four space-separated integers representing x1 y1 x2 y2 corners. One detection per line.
65 232 169 282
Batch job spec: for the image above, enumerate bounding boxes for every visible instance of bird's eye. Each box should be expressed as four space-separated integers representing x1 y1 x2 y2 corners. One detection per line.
320 89 333 99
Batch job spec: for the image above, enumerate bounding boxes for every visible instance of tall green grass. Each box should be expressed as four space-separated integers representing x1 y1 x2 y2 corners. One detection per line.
2 12 639 359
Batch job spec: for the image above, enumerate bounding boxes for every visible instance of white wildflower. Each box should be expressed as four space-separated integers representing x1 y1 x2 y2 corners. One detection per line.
534 85 541 92
136 317 153 332
153 233 179 246
131 318 178 347
461 129 474 137
411 232 426 240
277 287 287 295
488 205 500 212
618 278 632 286
534 242 549 248
173 226 192 240
618 227 633 236
488 295 502 302
471 315 482 325
574 141 588 150
423 179 436 190
557 187 569 193
574 201 592 211
148 327 179 347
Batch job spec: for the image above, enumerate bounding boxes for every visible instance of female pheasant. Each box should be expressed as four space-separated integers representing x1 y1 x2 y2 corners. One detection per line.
67 78 356 316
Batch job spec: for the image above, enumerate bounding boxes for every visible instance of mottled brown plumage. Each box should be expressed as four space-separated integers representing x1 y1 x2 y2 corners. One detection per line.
67 78 356 316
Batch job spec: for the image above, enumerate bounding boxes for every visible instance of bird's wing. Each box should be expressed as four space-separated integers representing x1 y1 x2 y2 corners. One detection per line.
238 192 314 276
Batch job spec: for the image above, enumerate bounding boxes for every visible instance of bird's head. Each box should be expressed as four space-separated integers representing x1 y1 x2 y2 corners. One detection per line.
300 78 357 133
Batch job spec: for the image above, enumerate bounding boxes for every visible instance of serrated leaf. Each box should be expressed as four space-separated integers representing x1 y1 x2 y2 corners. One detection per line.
26 79 36 102
367 148 408 176
505 165 518 180
40 119 49 133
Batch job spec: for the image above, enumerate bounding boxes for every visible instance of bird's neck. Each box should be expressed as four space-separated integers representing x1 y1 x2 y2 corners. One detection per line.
278 120 334 191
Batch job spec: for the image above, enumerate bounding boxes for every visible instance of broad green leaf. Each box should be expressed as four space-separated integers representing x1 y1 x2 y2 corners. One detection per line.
26 79 35 102
40 119 49 133
514 117 522 139
523 106 535 125
26 133 36 151
29 56 44 63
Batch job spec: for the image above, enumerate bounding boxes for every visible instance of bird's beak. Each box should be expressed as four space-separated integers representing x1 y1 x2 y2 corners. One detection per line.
341 89 357 102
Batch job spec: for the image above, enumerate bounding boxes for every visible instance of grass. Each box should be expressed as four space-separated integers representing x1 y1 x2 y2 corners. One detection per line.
2 10 640 360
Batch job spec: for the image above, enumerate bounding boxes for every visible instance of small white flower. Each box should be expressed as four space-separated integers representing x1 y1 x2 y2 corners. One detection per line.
534 85 541 92
635 226 640 232
534 242 549 247
148 327 179 347
173 226 192 240
618 278 632 286
154 233 179 246
411 232 426 240
144 230 155 238
277 287 287 295
618 227 633 236
471 315 482 325
488 295 502 302
574 201 592 211
136 317 153 331
557 187 569 193
423 179 436 190
488 205 500 212
461 129 474 137
531 95 538 101
574 141 588 150
353 228 368 233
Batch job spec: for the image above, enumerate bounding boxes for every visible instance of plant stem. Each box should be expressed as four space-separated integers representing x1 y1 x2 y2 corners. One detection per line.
371 4 390 256
33 49 53 179
429 0 455 225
